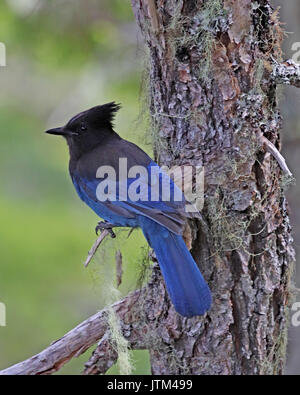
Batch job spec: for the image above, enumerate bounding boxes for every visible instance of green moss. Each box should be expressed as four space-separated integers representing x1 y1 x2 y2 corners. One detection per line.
136 246 152 289
206 184 269 258
167 0 228 82
107 305 133 375
280 173 296 192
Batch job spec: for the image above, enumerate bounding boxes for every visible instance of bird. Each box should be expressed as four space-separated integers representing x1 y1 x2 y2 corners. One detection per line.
45 102 212 317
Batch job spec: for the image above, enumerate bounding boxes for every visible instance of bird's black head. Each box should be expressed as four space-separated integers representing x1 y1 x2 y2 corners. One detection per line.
45 102 121 158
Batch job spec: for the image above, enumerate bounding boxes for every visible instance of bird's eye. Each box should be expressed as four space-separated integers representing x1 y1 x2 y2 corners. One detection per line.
80 122 87 132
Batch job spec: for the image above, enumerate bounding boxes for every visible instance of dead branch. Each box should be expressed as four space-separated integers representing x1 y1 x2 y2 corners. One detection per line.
261 136 293 177
84 229 111 267
0 290 141 375
83 333 118 375
272 59 300 88
0 260 168 375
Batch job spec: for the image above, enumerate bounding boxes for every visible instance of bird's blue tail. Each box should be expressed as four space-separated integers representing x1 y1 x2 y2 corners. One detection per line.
141 219 212 317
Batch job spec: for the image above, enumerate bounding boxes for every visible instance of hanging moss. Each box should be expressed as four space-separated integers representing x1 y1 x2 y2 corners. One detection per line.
167 0 229 81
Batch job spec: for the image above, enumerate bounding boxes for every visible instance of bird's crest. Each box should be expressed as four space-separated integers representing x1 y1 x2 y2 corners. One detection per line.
89 102 121 128
67 102 121 130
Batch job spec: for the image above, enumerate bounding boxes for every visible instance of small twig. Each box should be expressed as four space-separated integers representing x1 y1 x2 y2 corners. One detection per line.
84 230 110 268
261 136 293 177
115 250 123 288
127 228 135 239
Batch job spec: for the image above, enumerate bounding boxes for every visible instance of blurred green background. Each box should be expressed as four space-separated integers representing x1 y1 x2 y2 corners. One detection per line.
0 0 151 374
0 0 299 375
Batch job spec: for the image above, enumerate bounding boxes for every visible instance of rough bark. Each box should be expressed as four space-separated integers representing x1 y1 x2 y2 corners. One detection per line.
131 0 295 375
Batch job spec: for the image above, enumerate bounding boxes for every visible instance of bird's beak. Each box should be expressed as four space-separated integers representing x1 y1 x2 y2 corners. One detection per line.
45 127 65 136
45 127 77 137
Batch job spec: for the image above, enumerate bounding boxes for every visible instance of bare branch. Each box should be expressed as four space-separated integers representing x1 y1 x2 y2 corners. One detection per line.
272 59 300 88
0 291 140 375
84 230 110 267
83 334 118 375
261 136 293 177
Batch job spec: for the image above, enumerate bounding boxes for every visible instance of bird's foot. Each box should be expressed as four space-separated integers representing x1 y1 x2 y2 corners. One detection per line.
95 221 116 238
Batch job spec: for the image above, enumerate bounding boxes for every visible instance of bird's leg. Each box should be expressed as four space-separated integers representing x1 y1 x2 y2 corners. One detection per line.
95 221 116 238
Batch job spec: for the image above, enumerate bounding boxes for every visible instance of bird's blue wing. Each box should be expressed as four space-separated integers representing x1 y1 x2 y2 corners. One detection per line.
72 161 188 234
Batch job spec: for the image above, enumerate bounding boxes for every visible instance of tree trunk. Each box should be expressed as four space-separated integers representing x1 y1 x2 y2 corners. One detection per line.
131 0 295 375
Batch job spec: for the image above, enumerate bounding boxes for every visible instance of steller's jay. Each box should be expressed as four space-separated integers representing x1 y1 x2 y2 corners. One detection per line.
45 102 211 317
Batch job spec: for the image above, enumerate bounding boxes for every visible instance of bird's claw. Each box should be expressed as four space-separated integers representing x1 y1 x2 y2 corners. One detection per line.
95 221 116 238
